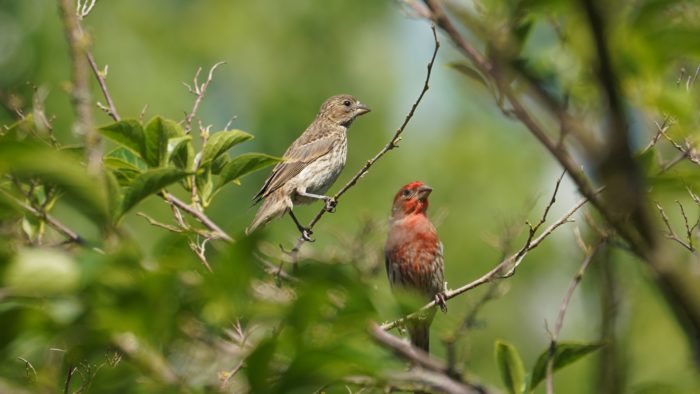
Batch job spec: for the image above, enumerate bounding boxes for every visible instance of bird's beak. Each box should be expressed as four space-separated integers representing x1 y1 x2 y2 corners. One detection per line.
417 185 433 200
355 102 371 116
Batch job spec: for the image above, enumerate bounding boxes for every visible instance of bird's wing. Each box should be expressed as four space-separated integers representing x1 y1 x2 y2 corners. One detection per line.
252 133 338 203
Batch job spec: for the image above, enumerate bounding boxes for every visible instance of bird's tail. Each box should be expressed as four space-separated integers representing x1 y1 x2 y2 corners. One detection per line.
245 191 289 235
408 319 431 353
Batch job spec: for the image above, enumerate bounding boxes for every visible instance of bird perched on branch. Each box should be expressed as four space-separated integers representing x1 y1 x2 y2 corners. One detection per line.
385 181 446 353
246 94 370 240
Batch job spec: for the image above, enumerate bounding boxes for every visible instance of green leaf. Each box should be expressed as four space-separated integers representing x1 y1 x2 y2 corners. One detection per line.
214 153 280 191
119 168 190 217
104 169 122 218
99 119 146 158
143 117 186 167
530 342 604 391
105 147 148 171
199 130 253 168
196 169 214 208
211 154 229 175
0 141 109 225
495 340 526 394
165 136 192 168
104 148 147 186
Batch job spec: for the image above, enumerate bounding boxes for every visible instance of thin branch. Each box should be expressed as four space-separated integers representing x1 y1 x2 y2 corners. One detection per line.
57 0 101 173
189 237 212 272
161 192 233 243
136 212 183 233
641 116 670 154
182 62 226 134
368 324 485 394
86 53 119 121
655 202 694 251
76 0 96 19
382 185 594 331
16 357 38 381
219 360 245 389
63 365 76 394
370 323 445 372
545 240 605 394
288 25 439 256
1 188 85 246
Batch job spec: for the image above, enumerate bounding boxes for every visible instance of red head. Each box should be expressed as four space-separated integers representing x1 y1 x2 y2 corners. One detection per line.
391 181 433 217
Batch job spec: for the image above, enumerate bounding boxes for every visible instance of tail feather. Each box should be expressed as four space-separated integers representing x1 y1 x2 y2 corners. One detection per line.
408 319 431 353
245 191 289 235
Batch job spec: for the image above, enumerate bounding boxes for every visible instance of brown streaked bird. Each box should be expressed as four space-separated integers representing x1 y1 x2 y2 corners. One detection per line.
246 94 370 240
385 181 446 353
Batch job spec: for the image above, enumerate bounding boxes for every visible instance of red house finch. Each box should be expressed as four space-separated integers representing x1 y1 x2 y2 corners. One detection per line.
385 181 446 352
246 94 370 239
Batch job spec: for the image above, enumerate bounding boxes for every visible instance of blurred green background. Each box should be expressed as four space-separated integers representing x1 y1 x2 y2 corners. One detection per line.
1 0 699 393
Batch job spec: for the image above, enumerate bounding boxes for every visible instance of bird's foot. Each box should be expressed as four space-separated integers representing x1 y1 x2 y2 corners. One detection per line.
324 198 337 213
299 227 315 242
435 292 448 313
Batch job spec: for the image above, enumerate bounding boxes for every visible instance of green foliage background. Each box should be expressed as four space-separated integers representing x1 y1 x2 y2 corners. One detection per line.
1 0 699 393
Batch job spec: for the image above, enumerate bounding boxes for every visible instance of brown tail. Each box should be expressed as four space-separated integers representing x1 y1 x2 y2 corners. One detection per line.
245 191 289 235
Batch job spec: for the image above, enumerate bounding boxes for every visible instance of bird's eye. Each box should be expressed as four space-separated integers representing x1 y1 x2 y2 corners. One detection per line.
343 100 351 107
402 189 412 197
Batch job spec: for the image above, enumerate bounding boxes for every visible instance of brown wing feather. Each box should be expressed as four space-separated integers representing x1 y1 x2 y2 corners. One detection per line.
253 127 338 203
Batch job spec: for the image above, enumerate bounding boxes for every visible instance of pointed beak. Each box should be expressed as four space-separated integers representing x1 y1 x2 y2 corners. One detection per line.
417 185 433 200
355 102 371 116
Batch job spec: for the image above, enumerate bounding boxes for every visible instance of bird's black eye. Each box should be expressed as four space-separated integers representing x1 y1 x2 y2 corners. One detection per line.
402 189 412 197
343 100 351 107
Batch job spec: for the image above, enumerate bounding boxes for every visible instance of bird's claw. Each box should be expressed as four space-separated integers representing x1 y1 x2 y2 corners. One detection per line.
300 227 315 242
435 292 448 313
324 198 337 213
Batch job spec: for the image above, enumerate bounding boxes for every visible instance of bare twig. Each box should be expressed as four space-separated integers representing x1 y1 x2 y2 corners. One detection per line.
86 53 120 121
370 322 445 372
136 212 183 233
76 0 96 19
641 116 670 154
189 237 212 272
182 62 226 134
655 202 695 251
287 25 439 257
161 192 233 243
63 365 76 394
16 357 38 381
545 240 605 394
382 184 595 331
1 188 85 246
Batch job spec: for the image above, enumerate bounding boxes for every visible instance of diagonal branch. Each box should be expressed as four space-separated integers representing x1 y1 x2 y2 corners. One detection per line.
87 53 120 122
369 323 486 394
288 24 440 256
1 188 85 246
382 182 595 331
